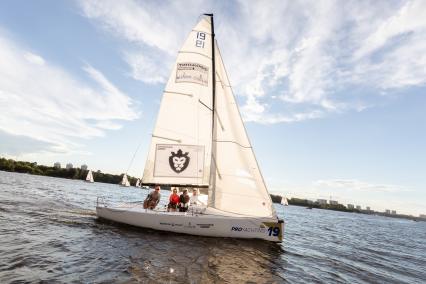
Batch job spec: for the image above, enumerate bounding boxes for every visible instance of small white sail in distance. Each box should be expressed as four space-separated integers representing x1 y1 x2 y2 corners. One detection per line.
86 170 94 183
141 15 276 218
281 196 288 206
120 174 130 187
135 178 141 187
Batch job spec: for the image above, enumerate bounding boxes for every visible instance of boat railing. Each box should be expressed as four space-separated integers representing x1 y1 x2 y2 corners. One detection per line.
96 196 108 207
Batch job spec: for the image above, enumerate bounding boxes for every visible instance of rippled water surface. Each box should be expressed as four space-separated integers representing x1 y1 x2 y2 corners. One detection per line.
1 171 425 283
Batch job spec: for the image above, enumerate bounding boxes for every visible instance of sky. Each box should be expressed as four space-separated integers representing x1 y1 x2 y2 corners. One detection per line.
0 0 425 216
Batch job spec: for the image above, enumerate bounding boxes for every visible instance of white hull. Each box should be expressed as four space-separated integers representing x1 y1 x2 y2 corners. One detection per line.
96 205 283 242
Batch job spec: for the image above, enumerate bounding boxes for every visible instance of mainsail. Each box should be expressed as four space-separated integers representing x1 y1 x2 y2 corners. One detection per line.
142 15 275 218
142 16 213 187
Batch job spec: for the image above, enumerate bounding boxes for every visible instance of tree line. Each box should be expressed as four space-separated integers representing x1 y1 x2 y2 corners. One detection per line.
0 157 139 186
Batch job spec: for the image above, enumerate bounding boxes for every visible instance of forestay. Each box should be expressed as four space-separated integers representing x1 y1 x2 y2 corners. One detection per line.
142 17 213 187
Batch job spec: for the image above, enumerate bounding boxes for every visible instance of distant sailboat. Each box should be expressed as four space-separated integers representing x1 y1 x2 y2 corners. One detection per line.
85 170 94 183
120 174 130 187
281 196 288 206
96 14 284 242
135 178 141 187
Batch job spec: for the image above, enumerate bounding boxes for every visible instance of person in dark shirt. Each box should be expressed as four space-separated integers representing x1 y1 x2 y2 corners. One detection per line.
178 189 190 212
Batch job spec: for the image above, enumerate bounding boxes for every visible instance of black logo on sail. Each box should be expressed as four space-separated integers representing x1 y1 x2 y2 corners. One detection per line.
169 149 190 173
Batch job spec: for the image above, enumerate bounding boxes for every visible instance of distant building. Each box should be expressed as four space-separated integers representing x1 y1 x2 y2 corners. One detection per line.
366 206 371 211
356 205 361 210
420 214 426 219
317 199 327 205
54 162 61 169
347 204 354 209
81 164 88 171
391 210 396 215
66 163 73 169
329 200 338 205
385 209 391 214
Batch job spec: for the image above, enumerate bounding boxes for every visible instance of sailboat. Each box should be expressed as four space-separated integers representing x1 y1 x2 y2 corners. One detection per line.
281 196 289 206
120 174 130 187
85 170 94 183
135 178 141 187
96 14 284 242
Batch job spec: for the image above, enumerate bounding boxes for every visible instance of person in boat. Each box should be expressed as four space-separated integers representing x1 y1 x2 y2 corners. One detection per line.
178 189 190 212
143 185 161 209
167 187 180 212
190 188 200 206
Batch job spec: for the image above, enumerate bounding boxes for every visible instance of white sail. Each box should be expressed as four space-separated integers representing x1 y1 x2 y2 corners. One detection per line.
281 196 288 206
96 14 284 243
208 42 275 218
86 170 94 183
142 17 214 187
121 174 130 187
135 179 141 187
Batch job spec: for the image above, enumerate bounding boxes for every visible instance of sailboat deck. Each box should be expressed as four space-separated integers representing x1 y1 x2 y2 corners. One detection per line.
103 202 273 220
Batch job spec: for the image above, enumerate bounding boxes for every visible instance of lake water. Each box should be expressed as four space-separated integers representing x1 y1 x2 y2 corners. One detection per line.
0 171 425 283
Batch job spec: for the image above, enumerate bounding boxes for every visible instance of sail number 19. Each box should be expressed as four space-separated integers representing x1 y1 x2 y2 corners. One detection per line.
267 226 280 237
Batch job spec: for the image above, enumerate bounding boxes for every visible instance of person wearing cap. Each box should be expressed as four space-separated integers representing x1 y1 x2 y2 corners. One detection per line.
143 185 161 209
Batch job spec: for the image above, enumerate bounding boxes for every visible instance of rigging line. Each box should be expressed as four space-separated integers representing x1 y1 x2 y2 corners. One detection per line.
125 133 145 175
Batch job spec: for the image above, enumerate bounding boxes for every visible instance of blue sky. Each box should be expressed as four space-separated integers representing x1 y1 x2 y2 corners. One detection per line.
0 0 425 215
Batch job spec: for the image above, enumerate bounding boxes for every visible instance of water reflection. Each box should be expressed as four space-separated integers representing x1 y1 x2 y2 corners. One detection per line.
1 171 426 283
93 219 286 283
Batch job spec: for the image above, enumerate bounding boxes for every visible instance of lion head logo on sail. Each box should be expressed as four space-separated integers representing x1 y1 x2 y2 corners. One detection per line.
169 149 190 173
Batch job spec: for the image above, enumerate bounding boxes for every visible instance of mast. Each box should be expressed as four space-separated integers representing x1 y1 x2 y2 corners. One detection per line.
205 13 217 206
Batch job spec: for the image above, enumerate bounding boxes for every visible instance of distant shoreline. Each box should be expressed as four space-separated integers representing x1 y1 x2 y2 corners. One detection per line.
270 194 425 222
0 157 139 186
1 157 424 222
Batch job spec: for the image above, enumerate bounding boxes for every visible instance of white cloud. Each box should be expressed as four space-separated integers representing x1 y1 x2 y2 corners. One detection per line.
78 0 426 124
0 33 139 155
24 52 45 65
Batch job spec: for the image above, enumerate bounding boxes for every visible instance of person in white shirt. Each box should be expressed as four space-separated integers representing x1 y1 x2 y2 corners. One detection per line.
190 188 200 206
